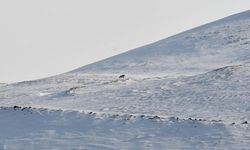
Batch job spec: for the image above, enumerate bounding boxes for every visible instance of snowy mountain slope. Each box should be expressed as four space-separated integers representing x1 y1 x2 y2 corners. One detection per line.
71 10 250 77
1 10 250 149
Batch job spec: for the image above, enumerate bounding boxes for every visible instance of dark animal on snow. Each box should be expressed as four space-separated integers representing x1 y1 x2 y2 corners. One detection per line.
119 75 125 78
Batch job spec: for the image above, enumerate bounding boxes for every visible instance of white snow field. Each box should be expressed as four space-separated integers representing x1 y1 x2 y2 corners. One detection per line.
1 10 250 149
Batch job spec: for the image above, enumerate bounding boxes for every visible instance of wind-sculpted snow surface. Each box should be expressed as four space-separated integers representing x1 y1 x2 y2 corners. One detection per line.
1 10 250 149
1 65 250 123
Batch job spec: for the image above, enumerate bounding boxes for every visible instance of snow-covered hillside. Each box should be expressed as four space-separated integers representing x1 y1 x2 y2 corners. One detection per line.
71 10 250 77
1 10 250 149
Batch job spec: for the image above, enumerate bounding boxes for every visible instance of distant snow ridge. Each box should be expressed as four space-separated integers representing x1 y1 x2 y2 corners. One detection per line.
194 64 250 81
71 10 250 77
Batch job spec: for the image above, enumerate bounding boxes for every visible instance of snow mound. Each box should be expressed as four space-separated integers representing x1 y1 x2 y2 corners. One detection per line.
194 64 250 81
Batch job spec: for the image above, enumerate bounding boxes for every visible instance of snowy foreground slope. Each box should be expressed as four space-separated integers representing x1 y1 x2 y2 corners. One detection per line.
1 10 250 149
0 107 249 149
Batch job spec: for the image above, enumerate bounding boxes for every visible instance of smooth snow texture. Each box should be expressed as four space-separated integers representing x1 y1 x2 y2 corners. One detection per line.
1 10 250 149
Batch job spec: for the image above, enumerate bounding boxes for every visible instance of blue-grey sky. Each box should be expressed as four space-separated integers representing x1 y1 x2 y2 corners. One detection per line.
0 0 250 83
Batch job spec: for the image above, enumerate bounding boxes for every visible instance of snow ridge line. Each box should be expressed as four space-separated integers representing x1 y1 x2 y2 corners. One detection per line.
0 106 248 126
